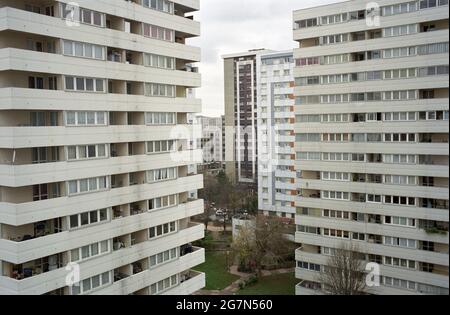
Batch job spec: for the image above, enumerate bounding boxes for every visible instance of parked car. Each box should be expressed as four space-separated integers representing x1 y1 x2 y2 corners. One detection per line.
215 209 224 216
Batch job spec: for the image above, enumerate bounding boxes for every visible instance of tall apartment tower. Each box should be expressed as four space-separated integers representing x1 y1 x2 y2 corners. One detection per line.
223 49 271 192
293 0 449 295
257 51 296 221
0 0 205 295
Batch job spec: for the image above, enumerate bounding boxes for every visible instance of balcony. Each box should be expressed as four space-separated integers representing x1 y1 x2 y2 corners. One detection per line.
0 222 204 295
1 219 64 243
3 253 64 281
0 200 204 264
0 150 201 189
295 233 449 267
295 280 323 295
0 87 201 114
162 270 205 295
93 247 205 295
0 6 200 53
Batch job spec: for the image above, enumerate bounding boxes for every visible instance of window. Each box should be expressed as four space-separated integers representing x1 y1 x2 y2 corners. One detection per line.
296 115 321 123
143 0 174 14
150 274 179 295
385 216 416 227
419 65 449 77
145 112 176 125
150 247 178 267
383 2 418 16
384 175 417 186
321 172 350 181
384 112 416 121
148 194 178 211
146 140 176 154
147 167 177 183
65 76 105 92
383 154 416 164
323 210 350 220
296 152 321 161
352 233 366 241
143 23 174 42
352 154 365 162
62 40 104 60
322 152 350 162
71 271 111 295
384 24 418 37
420 0 448 9
61 4 104 27
321 33 349 45
384 133 416 143
295 57 319 67
67 144 108 161
384 256 416 269
419 42 449 56
322 114 349 123
367 194 382 203
32 147 58 164
297 261 321 272
296 134 321 142
384 236 417 249
383 276 417 291
28 76 44 89
144 53 175 69
321 191 350 201
68 177 108 195
65 111 107 126
81 8 103 26
149 221 177 239
71 240 110 262
69 209 108 229
144 83 175 97
323 228 350 239
384 195 416 206
323 133 348 142
297 225 320 234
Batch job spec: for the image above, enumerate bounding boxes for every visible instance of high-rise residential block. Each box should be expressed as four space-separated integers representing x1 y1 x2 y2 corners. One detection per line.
293 0 449 295
257 51 296 221
0 0 205 295
196 115 223 165
223 49 271 192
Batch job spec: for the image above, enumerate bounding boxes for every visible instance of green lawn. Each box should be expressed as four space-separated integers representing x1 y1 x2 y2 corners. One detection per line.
237 272 297 296
194 251 240 291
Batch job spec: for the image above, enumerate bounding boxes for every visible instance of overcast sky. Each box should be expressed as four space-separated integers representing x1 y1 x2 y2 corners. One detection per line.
188 0 346 117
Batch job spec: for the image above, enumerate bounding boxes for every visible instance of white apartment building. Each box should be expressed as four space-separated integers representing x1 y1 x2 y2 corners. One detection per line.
196 115 223 164
257 51 296 220
0 0 205 295
293 0 449 295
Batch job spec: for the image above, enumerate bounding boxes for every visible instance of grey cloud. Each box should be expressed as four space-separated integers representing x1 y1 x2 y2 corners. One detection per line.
189 0 346 116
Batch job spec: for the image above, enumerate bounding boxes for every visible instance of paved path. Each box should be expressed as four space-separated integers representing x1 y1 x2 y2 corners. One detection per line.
191 221 231 232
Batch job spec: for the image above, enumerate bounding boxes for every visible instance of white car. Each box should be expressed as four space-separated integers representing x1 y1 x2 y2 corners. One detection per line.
215 210 224 216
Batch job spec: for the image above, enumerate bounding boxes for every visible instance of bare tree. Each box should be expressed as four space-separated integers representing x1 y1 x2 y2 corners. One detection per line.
231 216 295 275
319 245 367 295
231 223 256 272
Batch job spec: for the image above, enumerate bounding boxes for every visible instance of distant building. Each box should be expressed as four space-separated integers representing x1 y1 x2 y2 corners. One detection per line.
257 50 296 220
197 116 224 164
222 49 273 192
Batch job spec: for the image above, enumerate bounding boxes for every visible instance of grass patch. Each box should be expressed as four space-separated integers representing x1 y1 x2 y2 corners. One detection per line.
194 251 240 291
237 272 297 296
